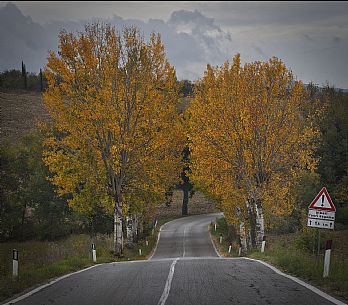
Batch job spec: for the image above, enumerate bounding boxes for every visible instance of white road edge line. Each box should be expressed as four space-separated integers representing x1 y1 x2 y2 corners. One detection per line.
243 257 347 305
157 258 178 305
3 216 195 304
208 224 222 258
148 225 163 260
2 264 101 305
2 259 150 305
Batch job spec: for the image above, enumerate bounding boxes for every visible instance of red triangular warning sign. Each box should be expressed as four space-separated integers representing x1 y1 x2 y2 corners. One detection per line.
308 187 336 211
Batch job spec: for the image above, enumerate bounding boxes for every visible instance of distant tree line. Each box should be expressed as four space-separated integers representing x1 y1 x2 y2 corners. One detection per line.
0 61 47 92
0 62 194 95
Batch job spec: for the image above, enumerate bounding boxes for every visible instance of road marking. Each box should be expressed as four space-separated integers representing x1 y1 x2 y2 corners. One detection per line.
183 226 186 257
243 257 347 305
208 225 222 258
2 264 101 305
149 217 188 260
148 226 162 260
157 258 178 305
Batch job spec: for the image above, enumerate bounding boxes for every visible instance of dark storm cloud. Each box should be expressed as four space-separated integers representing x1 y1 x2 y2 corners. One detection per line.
201 2 348 27
0 2 233 80
0 1 347 87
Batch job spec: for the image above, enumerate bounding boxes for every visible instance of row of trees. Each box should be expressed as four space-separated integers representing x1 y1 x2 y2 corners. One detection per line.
1 23 346 255
0 63 46 92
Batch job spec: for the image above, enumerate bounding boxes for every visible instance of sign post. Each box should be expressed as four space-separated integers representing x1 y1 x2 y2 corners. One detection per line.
12 249 19 278
323 240 332 278
91 243 97 263
307 187 336 229
261 236 266 253
307 187 335 277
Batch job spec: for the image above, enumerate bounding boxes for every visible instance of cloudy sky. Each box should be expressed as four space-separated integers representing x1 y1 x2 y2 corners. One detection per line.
1 1 348 88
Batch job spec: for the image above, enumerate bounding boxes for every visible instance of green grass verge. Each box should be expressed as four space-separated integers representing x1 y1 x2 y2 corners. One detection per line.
210 217 239 257
249 241 348 301
210 217 348 302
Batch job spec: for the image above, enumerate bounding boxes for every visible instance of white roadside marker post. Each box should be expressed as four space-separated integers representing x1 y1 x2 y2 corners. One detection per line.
238 246 242 256
323 240 332 278
92 243 97 263
228 245 232 253
219 234 223 244
261 236 266 253
214 223 217 231
139 249 142 256
12 249 19 278
146 240 149 246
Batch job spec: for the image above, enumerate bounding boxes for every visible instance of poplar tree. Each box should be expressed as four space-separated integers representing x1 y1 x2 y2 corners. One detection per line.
43 23 184 255
188 54 319 251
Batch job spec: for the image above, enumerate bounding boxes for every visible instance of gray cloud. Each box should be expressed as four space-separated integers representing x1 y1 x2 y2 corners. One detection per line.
0 2 348 88
333 36 341 44
252 45 268 60
198 2 348 27
0 3 233 80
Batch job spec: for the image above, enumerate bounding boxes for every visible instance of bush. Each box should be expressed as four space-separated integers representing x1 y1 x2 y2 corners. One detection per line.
336 205 348 225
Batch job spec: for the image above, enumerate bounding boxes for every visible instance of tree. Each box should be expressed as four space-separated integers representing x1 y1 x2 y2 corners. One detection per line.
316 87 348 205
188 54 319 251
21 60 27 89
0 130 77 241
43 23 184 255
178 146 194 216
0 69 46 92
179 80 194 97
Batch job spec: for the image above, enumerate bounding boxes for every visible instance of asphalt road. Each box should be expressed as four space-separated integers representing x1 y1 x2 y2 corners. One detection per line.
7 213 343 305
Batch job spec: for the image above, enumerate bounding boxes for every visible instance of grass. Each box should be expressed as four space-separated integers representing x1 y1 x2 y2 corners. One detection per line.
210 217 239 257
210 217 348 302
0 91 49 145
249 233 348 301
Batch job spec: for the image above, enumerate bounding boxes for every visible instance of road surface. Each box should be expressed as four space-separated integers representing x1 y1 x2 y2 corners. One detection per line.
5 213 344 305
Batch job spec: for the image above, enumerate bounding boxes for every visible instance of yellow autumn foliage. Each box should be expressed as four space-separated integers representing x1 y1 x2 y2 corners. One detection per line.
42 23 185 246
188 54 320 229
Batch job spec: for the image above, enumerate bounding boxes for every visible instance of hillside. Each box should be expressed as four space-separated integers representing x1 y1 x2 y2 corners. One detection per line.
0 91 49 144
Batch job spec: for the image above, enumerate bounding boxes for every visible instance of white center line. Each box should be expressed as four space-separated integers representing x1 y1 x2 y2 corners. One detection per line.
157 258 178 305
183 226 186 257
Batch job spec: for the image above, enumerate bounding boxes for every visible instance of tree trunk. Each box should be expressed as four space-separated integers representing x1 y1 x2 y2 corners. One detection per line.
239 221 248 253
20 202 27 240
247 200 257 249
182 188 189 216
113 204 123 256
126 215 133 244
255 200 265 248
133 214 138 243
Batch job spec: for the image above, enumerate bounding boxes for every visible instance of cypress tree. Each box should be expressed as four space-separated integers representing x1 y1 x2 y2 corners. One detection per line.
21 61 27 89
40 68 43 92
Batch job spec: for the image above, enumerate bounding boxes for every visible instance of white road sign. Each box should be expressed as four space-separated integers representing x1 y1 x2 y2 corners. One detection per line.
308 209 335 221
307 218 334 229
307 187 336 230
308 187 336 211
